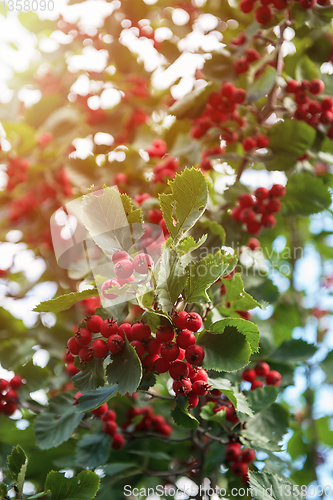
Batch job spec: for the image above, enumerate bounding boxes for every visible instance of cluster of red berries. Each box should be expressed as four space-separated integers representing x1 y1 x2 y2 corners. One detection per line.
205 389 240 424
231 184 286 236
100 250 154 301
6 156 29 192
200 145 225 172
286 79 333 136
0 375 23 416
152 156 179 184
146 139 168 159
191 82 246 143
225 443 256 484
242 133 270 152
242 361 282 389
233 47 261 75
240 0 326 26
122 405 172 436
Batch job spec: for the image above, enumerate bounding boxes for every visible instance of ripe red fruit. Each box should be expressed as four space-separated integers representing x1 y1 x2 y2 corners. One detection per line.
299 0 316 7
328 126 333 139
256 134 270 148
107 335 125 354
267 199 281 213
221 82 236 99
86 315 103 333
245 48 260 63
240 0 255 12
309 79 324 95
226 406 239 423
142 354 159 370
254 187 270 200
286 79 299 93
114 259 133 280
234 88 246 103
238 193 254 208
246 220 262 236
112 251 129 263
130 340 145 358
172 310 188 330
254 5 273 24
4 390 18 403
75 328 92 347
145 338 161 355
133 253 154 274
295 90 309 106
241 448 256 463
247 238 260 251
65 362 80 376
154 357 170 373
148 208 163 224
112 433 125 449
67 336 81 355
2 403 17 416
190 367 208 383
255 361 270 376
0 379 9 392
102 409 116 422
118 323 133 340
92 339 109 358
231 206 243 222
100 319 118 338
156 325 175 343
176 329 196 349
261 213 276 229
114 173 128 185
234 58 249 74
225 443 241 462
270 184 286 197
188 391 199 408
242 137 256 151
322 97 333 111
92 403 108 417
266 370 282 386
242 368 256 383
161 342 180 362
185 312 202 332
78 346 94 364
173 378 192 396
192 380 209 396
240 208 255 224
103 420 117 435
131 322 151 341
101 279 119 299
9 375 23 390
169 360 190 380
231 462 248 477
251 380 264 390
185 345 205 365
308 101 321 115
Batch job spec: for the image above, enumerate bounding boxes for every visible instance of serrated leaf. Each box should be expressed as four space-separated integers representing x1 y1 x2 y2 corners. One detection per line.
248 471 301 500
268 119 316 158
222 274 261 311
184 251 237 303
208 378 253 416
76 434 110 469
73 358 105 392
34 394 83 450
242 403 289 451
170 82 215 119
269 338 317 362
137 372 157 391
247 386 278 414
177 234 208 256
247 66 277 103
75 385 119 413
159 168 208 242
171 397 199 430
7 445 27 497
283 173 332 216
200 402 226 425
34 289 99 313
44 470 100 500
156 248 188 312
205 318 259 353
106 337 142 395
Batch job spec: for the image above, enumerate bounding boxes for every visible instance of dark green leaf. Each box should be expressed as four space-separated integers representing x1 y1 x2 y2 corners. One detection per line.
242 403 289 451
269 119 316 158
171 397 199 430
106 337 142 395
208 378 253 415
269 338 317 362
247 66 277 103
283 173 332 216
76 434 110 469
247 386 278 414
248 471 301 500
75 385 119 413
7 445 27 496
44 470 100 500
73 358 105 392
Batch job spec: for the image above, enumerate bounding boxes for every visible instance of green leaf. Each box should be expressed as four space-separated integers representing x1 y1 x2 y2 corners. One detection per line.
171 397 199 430
203 51 233 82
268 119 316 158
283 173 332 216
295 54 318 81
106 337 142 395
0 483 7 497
73 358 105 392
75 385 119 413
33 289 99 313
169 82 215 119
242 403 289 451
247 66 277 103
76 434 110 469
208 378 253 415
34 394 83 450
177 234 208 256
44 470 100 500
207 318 260 353
7 445 28 497
129 450 171 460
315 416 333 446
247 386 278 414
103 463 138 476
200 402 226 425
183 251 237 303
221 274 261 311
2 122 37 155
159 168 208 242
156 249 188 312
200 220 225 246
320 350 333 383
248 471 301 500
269 338 317 362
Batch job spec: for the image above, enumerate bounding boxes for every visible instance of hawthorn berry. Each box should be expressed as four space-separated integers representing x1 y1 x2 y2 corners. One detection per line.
255 361 270 376
190 367 208 383
267 198 281 213
241 448 256 463
176 329 196 349
4 390 18 403
101 279 120 299
172 310 188 330
234 58 249 74
133 253 154 274
78 347 94 364
92 403 108 417
131 322 151 341
286 79 299 93
100 319 118 338
255 187 270 200
102 409 116 422
169 360 190 380
299 0 316 8
107 335 124 354
266 370 282 386
185 345 205 365
225 443 241 462
156 325 175 342
241 368 256 383
192 380 209 396
161 342 180 362
67 336 81 355
242 137 256 151
238 193 254 208
240 0 255 12
66 362 80 376
145 338 161 355
261 213 276 229
256 134 270 148
226 406 239 423
92 339 109 358
103 421 117 436
188 392 199 408
270 184 286 197
185 312 202 332
247 238 260 251
154 357 170 373
173 378 192 396
118 323 133 340
251 380 264 390
114 259 134 280
112 251 129 263
130 340 145 358
0 379 9 392
309 79 324 95
231 462 248 477
86 314 103 333
142 354 159 370
148 208 163 224
75 328 92 347
246 220 262 236
255 5 273 23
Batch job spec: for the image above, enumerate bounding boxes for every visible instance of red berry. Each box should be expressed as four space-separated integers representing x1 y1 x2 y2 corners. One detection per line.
308 101 321 115
226 406 239 423
255 187 270 200
242 368 256 383
190 367 208 383
92 403 108 417
241 448 256 463
251 380 264 390
231 206 243 222
78 346 94 364
0 379 9 392
266 370 282 386
145 338 161 356
130 340 145 358
328 126 333 139
118 323 133 340
309 79 324 95
270 184 286 197
185 345 205 365
2 403 17 416
177 348 185 361
225 443 241 462
161 342 180 362
133 253 154 274
86 315 103 333
156 325 175 343
266 198 281 213
242 137 256 151
245 48 260 63
261 213 276 228
294 106 308 121
142 354 159 370
234 58 249 74
256 134 270 148
92 339 109 358
131 322 151 341
9 375 22 390
286 79 299 93
240 208 255 223
185 312 202 332
188 392 199 408
4 389 18 403
246 220 262 236
103 420 117 435
100 319 118 338
75 328 92 347
107 335 124 354
114 259 133 280
154 357 170 373
247 238 260 251
114 173 128 185
66 362 80 376
208 91 221 106
254 5 273 24
176 329 196 349
111 433 125 449
169 360 190 380
255 361 270 376
221 82 236 99
101 279 120 299
234 88 246 104
322 97 333 111
172 310 188 330
238 193 254 208
320 111 333 125
67 336 81 355
112 251 129 263
173 378 192 396
295 90 309 106
102 409 116 422
192 380 209 396
231 462 248 477
299 0 316 7
148 208 163 224
240 0 255 12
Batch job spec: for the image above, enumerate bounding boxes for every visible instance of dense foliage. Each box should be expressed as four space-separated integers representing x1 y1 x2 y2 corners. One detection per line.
0 0 333 498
